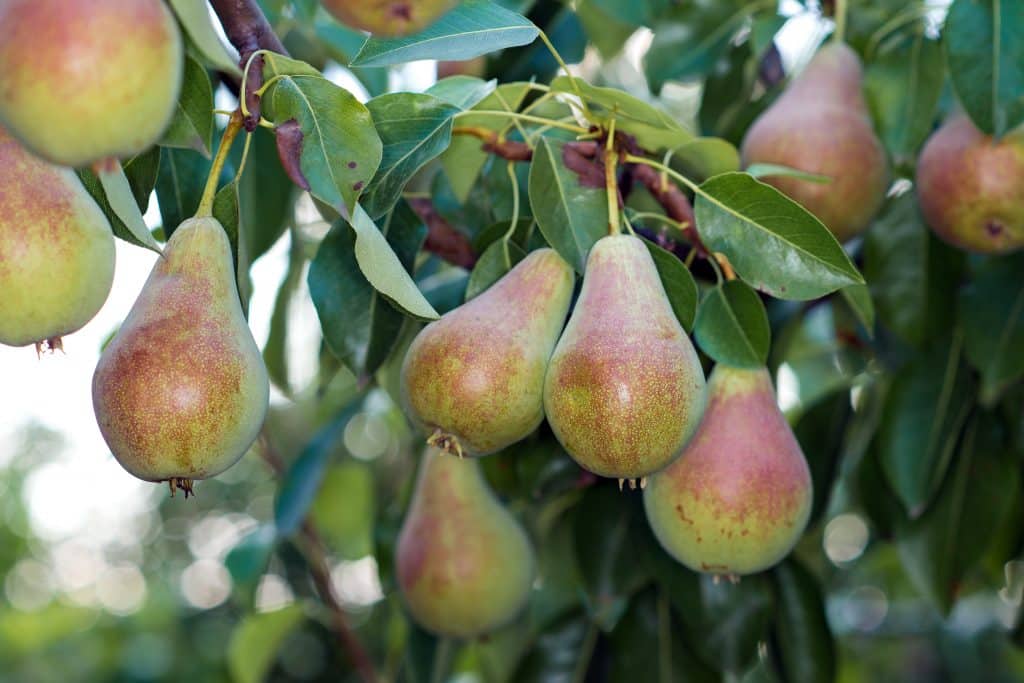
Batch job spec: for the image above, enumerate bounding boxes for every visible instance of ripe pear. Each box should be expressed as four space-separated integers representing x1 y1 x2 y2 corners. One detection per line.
92 216 269 495
0 126 115 348
401 248 574 457
396 447 535 638
321 0 458 37
740 42 889 242
643 365 812 576
543 234 706 481
0 0 183 167
916 114 1024 253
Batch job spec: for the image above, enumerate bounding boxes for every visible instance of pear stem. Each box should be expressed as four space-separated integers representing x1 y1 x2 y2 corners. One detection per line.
196 110 245 218
833 0 848 44
605 119 621 235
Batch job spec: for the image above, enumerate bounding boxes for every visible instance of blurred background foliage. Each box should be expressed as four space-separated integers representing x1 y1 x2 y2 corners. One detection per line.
2 0 1024 681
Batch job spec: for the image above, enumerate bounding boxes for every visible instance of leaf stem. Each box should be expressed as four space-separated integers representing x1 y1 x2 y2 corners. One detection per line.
504 160 521 246
629 211 690 234
537 29 593 120
455 109 589 134
196 111 245 217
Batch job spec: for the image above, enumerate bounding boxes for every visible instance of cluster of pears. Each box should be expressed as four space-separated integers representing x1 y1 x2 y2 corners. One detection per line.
0 0 268 495
397 234 813 636
320 0 458 37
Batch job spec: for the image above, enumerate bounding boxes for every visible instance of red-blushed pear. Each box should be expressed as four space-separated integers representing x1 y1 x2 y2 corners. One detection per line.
643 365 812 576
92 216 269 497
916 114 1024 254
396 447 535 638
0 0 183 167
542 234 706 482
740 42 889 242
401 248 574 457
0 126 114 349
321 0 458 37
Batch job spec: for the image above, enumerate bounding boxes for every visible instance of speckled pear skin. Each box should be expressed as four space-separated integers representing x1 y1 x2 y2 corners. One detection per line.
740 42 888 242
0 0 183 166
542 234 706 480
92 217 269 488
916 115 1024 254
321 0 458 37
401 248 574 457
396 448 535 638
0 127 115 347
643 365 812 576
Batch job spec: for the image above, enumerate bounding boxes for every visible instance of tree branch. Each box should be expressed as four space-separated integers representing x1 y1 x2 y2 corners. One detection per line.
407 198 478 269
628 163 705 254
209 0 288 130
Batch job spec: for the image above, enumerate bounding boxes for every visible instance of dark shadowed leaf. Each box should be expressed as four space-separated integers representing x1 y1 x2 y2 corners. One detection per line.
643 239 698 331
160 54 214 156
465 237 527 300
155 146 212 237
694 279 770 367
770 559 836 683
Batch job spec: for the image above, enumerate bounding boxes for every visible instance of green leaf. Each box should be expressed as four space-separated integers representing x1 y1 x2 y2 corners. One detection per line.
694 172 863 300
160 54 214 156
96 160 162 253
348 205 439 321
588 0 673 28
309 462 376 560
465 237 527 300
261 66 382 215
877 335 975 517
670 137 741 182
77 147 160 247
309 203 426 377
168 0 241 75
236 127 296 262
642 239 698 331
212 177 243 279
274 406 359 536
426 75 495 109
958 253 1024 404
864 32 945 165
351 0 539 67
155 147 210 236
512 613 595 681
225 525 277 586
550 76 692 150
528 138 608 273
227 605 305 683
792 392 852 525
863 193 964 347
441 82 530 201
313 19 390 97
896 413 1020 613
688 574 774 675
745 163 831 184
694 279 770 367
839 284 875 335
362 93 460 219
645 3 755 90
263 234 304 393
944 0 1024 136
576 0 637 59
770 559 836 683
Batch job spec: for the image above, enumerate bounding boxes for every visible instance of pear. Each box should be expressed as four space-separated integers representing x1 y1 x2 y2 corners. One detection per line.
916 114 1024 254
740 42 889 242
643 364 812 576
401 248 574 457
0 0 183 167
543 234 706 481
0 126 115 348
321 0 458 37
92 216 269 495
396 447 535 638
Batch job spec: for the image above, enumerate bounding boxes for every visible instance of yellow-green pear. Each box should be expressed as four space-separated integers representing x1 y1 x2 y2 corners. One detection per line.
0 0 183 166
0 126 115 348
543 234 706 481
92 216 269 495
916 114 1024 253
741 42 889 242
401 248 574 457
396 447 535 638
321 0 459 36
643 365 812 576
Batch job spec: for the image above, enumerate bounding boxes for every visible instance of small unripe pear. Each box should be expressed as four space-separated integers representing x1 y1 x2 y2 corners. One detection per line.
321 0 459 37
0 126 115 348
92 216 269 495
0 0 183 166
643 365 812 576
916 114 1024 253
396 448 535 638
401 248 574 457
543 234 706 480
741 43 889 242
